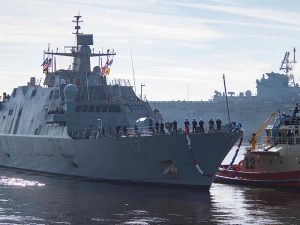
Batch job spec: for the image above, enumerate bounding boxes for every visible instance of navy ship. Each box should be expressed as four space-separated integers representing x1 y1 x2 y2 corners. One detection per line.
0 15 241 189
150 49 300 137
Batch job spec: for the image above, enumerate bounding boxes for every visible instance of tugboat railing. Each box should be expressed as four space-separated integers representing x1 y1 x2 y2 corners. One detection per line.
259 136 296 147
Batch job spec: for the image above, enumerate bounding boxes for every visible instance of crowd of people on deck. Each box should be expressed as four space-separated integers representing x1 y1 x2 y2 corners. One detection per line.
183 118 222 134
131 117 223 136
73 117 224 139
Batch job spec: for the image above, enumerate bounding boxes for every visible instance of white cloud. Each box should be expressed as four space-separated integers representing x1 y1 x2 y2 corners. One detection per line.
166 1 300 26
0 0 300 101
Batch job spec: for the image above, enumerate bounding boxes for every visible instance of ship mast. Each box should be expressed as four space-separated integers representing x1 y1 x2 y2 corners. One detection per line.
72 14 83 53
44 15 116 72
280 48 297 87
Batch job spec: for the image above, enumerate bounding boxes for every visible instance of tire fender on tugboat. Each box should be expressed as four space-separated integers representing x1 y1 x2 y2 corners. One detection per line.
236 160 244 171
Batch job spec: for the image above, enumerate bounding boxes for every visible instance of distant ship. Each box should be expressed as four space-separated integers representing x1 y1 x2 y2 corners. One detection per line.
150 49 300 137
0 15 242 189
216 108 300 188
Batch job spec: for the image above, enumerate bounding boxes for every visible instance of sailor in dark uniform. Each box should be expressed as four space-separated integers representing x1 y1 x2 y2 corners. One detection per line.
293 103 299 118
184 119 190 134
123 125 127 136
134 124 138 135
216 118 222 132
208 118 214 132
192 118 197 133
155 121 159 133
172 120 177 133
199 119 204 133
160 121 165 134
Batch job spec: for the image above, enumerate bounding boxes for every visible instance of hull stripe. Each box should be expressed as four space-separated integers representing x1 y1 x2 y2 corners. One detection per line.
186 134 211 177
229 135 243 167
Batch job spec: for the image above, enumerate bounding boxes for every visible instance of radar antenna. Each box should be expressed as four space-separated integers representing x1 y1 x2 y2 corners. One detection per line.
280 48 296 87
72 13 83 52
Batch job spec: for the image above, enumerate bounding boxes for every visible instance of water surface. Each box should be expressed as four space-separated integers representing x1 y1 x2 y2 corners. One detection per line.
0 168 299 224
0 146 299 224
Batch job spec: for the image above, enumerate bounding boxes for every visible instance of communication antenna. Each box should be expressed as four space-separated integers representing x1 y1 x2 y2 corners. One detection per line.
130 50 137 95
140 83 145 100
72 13 83 52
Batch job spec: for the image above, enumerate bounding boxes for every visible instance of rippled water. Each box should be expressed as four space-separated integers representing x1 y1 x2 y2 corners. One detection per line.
0 168 299 225
0 146 299 224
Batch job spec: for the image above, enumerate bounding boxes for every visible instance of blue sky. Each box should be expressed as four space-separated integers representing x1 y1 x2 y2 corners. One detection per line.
1 0 300 100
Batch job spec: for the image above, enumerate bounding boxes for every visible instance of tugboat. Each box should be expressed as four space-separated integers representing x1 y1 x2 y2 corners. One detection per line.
216 105 300 188
0 15 242 189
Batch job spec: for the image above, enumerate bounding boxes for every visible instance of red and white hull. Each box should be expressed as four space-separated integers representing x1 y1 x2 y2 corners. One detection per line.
215 165 300 188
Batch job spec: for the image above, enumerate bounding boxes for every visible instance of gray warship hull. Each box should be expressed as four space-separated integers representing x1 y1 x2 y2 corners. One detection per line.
0 132 240 188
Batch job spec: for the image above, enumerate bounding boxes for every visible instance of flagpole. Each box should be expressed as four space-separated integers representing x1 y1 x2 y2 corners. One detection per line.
51 50 54 73
98 51 101 69
130 49 137 96
42 51 45 73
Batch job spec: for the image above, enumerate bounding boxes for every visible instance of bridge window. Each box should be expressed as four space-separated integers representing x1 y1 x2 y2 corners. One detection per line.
31 89 37 97
54 90 59 99
124 105 132 112
109 105 121 112
75 105 82 112
82 105 88 112
131 105 138 112
95 105 102 112
8 110 13 116
49 90 54 99
102 104 108 112
89 105 95 112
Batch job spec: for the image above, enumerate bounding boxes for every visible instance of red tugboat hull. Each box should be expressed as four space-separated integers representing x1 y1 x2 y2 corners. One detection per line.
215 165 300 188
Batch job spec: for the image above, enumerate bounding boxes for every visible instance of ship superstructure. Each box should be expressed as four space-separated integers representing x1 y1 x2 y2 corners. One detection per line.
0 15 242 189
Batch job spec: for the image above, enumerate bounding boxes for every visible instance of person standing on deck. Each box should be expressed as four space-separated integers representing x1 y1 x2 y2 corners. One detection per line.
216 118 222 132
155 121 159 134
199 119 204 133
160 121 165 134
192 119 197 133
184 119 190 134
172 120 177 133
208 118 214 133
